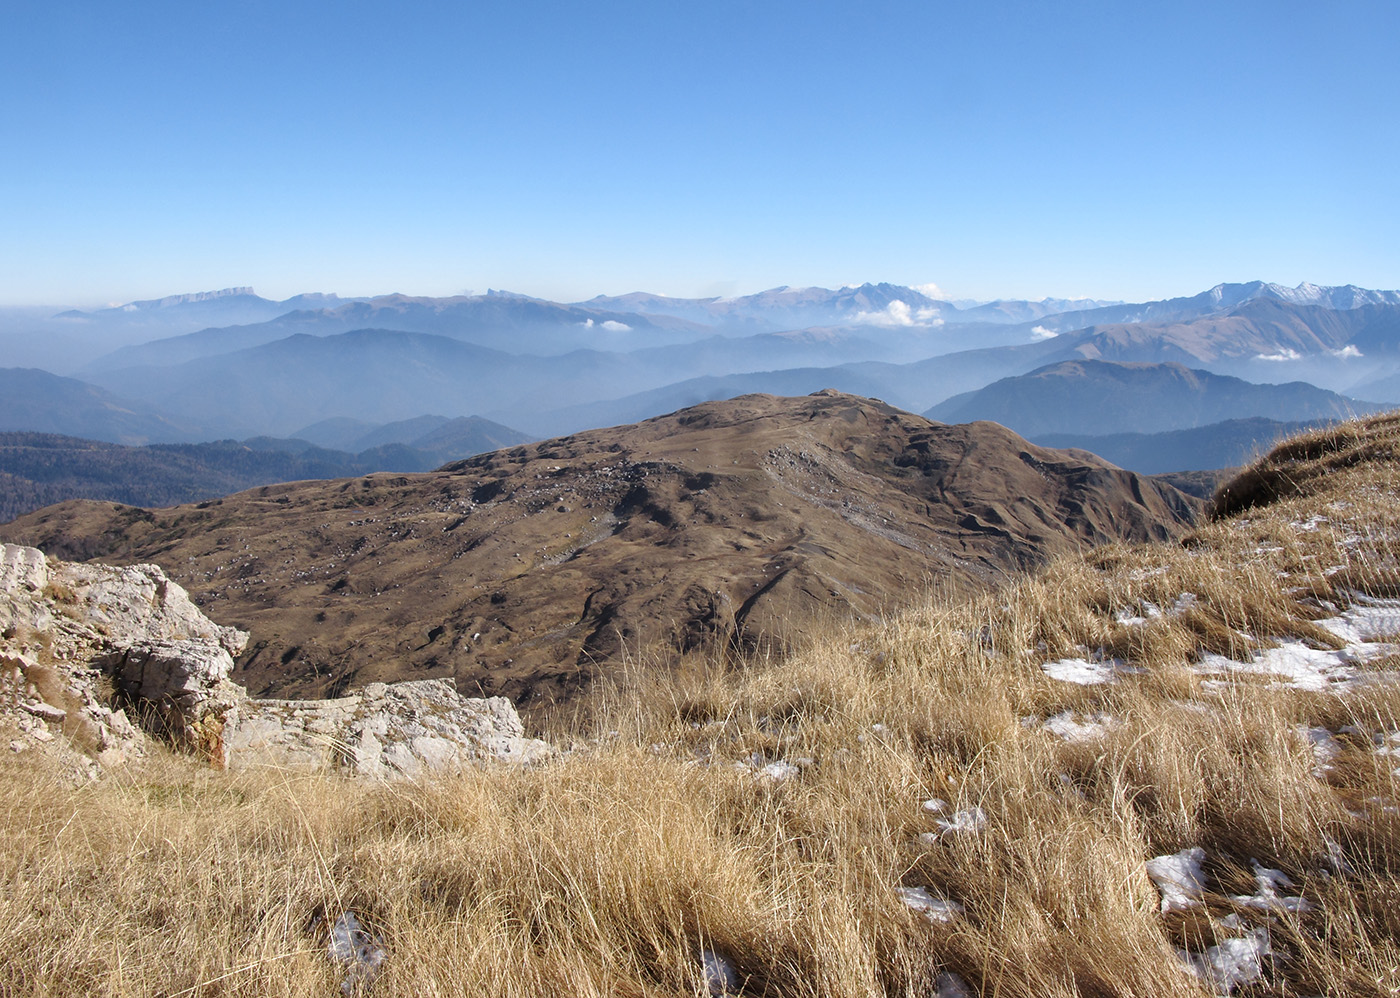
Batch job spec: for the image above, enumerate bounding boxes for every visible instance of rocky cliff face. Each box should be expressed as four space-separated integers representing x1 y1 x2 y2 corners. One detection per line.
0 543 546 777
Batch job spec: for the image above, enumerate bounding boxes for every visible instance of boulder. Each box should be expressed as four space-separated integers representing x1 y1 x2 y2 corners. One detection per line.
99 638 245 764
226 679 551 776
54 557 247 657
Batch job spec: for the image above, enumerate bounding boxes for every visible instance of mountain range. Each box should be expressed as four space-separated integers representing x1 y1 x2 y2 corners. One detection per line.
4 279 1400 505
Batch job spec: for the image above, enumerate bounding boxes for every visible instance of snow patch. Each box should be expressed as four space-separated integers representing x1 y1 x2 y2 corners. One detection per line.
897 886 964 923
1298 725 1342 775
1178 928 1270 994
1196 624 1399 691
1145 846 1207 912
1318 596 1400 643
934 971 975 998
1042 711 1116 742
1233 863 1311 913
1042 657 1143 685
1116 593 1198 627
934 806 987 839
702 950 739 995
758 760 800 782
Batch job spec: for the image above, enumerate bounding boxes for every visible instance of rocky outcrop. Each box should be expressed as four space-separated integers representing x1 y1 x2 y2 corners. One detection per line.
225 680 550 776
0 541 236 772
1 542 548 777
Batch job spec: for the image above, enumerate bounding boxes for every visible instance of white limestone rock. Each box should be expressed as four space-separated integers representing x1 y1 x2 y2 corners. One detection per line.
226 679 551 776
2 542 248 767
3 543 549 776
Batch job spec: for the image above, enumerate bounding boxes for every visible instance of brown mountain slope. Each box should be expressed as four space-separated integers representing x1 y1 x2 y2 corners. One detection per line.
0 391 1200 707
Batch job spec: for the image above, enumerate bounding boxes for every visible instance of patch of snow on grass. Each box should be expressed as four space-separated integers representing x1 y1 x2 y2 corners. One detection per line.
897 886 964 923
328 911 386 995
1114 594 1197 627
1196 629 1396 691
1146 846 1207 912
1115 602 1162 626
1179 928 1271 994
1318 596 1400 643
1043 711 1115 742
1299 725 1342 774
758 760 800 782
934 971 975 998
1042 657 1142 685
701 950 739 995
1233 863 1312 913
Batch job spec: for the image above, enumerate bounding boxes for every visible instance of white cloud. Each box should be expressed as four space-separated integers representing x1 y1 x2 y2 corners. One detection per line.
1030 325 1058 341
1257 348 1302 362
579 318 594 328
851 299 943 328
1330 345 1363 359
601 320 632 332
913 282 949 300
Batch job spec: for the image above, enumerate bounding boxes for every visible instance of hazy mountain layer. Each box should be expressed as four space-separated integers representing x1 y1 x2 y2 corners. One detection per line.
0 421 528 523
0 392 1200 707
926 360 1380 437
14 281 1400 478
83 292 714 371
1033 417 1325 475
0 368 192 444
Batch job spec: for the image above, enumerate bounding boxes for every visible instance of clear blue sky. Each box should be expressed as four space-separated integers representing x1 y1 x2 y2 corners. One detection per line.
2 0 1396 306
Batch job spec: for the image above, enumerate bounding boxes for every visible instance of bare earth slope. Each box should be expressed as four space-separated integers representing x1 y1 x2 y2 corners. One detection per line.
0 391 1199 706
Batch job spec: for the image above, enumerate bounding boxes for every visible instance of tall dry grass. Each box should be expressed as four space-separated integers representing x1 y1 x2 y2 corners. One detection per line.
4 413 1400 995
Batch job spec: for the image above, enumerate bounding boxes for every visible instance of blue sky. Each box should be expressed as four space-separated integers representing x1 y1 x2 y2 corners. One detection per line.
2 0 1396 306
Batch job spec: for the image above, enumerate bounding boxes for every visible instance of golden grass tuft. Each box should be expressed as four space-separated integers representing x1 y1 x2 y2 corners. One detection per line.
5 412 1400 995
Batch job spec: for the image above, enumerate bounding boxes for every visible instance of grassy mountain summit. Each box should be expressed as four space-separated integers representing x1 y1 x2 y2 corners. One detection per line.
2 410 1397 995
0 392 1197 705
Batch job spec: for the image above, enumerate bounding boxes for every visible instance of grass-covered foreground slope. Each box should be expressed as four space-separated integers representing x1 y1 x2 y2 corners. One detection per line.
4 415 1400 997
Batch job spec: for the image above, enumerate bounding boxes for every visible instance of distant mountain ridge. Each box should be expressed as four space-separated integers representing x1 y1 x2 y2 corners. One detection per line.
10 279 1400 480
1033 417 1327 475
0 414 533 523
54 287 365 329
1019 280 1400 337
0 368 191 444
925 360 1382 437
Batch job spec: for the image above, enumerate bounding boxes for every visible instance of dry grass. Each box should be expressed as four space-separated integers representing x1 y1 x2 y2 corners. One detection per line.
5 414 1400 996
